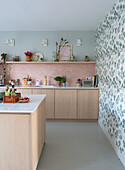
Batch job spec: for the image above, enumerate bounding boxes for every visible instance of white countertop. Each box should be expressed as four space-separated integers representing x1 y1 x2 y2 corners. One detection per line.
0 85 99 90
0 95 46 114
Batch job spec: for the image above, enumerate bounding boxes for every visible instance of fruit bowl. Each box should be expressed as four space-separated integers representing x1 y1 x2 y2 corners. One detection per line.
19 97 29 103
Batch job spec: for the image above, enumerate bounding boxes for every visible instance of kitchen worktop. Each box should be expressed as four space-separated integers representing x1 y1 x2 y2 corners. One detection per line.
0 94 46 113
0 85 99 90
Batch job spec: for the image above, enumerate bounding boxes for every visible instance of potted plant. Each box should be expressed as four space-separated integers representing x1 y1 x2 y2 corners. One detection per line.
24 51 33 62
1 53 7 63
85 56 89 62
54 76 62 86
62 76 66 87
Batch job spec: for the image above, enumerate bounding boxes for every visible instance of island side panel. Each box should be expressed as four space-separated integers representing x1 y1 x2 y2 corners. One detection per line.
0 113 32 170
31 98 46 170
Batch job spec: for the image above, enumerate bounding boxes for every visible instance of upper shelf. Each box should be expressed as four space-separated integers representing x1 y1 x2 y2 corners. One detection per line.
5 61 96 64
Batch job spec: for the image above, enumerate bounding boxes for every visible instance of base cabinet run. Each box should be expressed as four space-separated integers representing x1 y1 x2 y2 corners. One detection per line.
14 88 99 120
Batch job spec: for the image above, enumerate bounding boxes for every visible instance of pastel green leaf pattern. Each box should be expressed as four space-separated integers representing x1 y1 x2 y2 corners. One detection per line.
96 0 125 161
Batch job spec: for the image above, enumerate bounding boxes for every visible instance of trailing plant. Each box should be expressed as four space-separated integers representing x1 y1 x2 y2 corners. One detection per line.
1 53 7 63
0 62 6 79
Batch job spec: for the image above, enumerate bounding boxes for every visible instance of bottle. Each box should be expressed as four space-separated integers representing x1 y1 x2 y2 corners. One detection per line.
11 85 16 96
45 76 47 86
36 80 39 86
5 85 9 96
52 51 56 61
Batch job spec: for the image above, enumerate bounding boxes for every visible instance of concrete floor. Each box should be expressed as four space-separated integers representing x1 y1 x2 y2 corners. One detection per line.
37 121 124 170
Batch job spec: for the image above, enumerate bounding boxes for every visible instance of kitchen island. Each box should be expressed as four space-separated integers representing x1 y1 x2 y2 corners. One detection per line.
0 95 46 170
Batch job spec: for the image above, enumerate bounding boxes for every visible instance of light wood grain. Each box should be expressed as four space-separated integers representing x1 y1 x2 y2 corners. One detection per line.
55 90 77 119
78 90 99 119
16 88 33 94
31 99 45 170
0 114 32 170
0 99 46 170
33 89 54 119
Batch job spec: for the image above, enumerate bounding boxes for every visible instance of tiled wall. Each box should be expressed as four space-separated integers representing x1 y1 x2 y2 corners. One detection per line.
96 0 125 166
3 63 95 86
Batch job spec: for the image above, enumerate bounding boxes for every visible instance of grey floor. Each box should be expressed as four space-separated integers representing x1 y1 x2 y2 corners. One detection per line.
37 121 124 170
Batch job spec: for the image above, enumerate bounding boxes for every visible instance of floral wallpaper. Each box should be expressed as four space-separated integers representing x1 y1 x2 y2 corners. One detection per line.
96 0 125 166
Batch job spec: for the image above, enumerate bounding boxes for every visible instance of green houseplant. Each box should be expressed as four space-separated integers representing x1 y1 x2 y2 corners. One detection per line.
62 76 66 87
54 76 62 86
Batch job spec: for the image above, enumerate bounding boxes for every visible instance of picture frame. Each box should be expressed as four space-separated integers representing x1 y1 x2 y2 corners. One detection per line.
58 45 72 61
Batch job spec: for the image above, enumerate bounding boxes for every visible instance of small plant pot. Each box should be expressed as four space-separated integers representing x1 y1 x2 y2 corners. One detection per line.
56 81 61 86
62 83 66 87
27 81 32 85
85 58 89 62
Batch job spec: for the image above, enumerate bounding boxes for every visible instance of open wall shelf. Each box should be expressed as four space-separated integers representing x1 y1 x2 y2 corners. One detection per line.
5 61 96 64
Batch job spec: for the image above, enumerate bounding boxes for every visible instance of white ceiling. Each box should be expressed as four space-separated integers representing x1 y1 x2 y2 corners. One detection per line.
0 0 116 31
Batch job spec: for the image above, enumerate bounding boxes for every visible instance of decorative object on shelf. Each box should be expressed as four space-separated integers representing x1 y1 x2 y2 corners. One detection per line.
85 56 90 62
34 52 44 62
31 55 39 62
54 76 62 86
5 39 15 46
23 75 32 85
77 39 82 46
12 56 20 61
76 78 82 87
52 51 56 61
58 44 72 61
69 55 76 62
1 53 7 63
24 51 33 62
56 37 69 61
41 39 48 46
62 76 66 87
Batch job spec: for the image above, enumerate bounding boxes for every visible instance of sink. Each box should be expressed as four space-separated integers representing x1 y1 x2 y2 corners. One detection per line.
36 85 55 88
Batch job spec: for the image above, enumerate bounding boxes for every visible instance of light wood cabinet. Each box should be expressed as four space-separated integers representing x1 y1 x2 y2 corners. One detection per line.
78 90 99 120
1 87 99 120
16 88 33 94
32 89 55 119
55 90 77 119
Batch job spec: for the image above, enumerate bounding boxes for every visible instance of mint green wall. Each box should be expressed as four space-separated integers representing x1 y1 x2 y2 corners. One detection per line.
0 31 95 61
96 0 125 167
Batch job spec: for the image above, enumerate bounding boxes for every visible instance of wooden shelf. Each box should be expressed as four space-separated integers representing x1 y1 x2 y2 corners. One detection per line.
6 61 96 64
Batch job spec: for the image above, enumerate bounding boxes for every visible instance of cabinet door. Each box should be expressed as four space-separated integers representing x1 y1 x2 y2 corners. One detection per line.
55 90 77 119
33 89 54 119
16 88 33 94
78 90 99 119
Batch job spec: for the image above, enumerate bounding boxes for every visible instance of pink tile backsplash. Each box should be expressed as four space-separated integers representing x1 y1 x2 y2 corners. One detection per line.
1 63 96 86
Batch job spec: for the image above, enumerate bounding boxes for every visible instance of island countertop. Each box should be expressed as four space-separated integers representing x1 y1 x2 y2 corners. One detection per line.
0 94 46 114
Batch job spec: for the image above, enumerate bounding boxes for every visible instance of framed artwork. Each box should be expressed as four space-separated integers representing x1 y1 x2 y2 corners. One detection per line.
58 45 72 61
